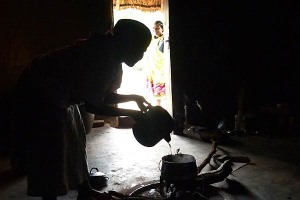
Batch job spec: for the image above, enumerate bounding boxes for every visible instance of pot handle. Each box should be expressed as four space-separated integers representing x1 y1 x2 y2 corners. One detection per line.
90 167 99 174
158 160 162 171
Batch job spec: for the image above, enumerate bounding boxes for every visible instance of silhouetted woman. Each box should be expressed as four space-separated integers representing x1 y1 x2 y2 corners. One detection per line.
11 19 152 200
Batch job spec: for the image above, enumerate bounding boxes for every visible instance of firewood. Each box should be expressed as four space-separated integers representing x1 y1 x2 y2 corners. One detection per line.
197 140 217 174
196 160 233 185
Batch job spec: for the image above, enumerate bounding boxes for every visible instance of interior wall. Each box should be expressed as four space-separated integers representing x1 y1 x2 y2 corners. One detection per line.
0 0 113 93
0 0 113 154
169 0 300 133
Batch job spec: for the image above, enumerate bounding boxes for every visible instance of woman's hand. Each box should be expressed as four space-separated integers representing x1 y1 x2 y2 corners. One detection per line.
133 95 152 112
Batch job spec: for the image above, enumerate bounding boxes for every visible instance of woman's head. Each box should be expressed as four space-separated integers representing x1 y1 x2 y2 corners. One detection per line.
113 19 152 67
153 20 164 38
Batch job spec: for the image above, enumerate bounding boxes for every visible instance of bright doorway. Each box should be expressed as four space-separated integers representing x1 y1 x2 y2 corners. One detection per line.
113 0 173 116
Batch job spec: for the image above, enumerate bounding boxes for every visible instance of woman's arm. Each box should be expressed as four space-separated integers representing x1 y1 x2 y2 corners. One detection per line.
84 101 142 118
103 93 151 112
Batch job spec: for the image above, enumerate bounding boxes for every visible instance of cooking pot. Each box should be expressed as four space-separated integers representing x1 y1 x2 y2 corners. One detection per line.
132 106 174 147
89 168 109 190
160 154 197 191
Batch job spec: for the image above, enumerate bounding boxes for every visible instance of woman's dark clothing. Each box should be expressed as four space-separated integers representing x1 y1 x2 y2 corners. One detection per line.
11 33 122 197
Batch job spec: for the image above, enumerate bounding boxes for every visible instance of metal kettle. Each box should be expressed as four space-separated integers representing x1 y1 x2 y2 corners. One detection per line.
132 106 174 147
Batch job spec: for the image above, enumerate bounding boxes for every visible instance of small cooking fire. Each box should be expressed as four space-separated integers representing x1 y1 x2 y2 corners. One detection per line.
108 141 250 200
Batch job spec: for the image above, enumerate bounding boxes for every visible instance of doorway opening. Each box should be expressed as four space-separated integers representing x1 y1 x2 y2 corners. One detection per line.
113 0 173 116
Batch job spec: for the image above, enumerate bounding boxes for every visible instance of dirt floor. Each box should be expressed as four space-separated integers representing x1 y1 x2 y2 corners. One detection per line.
1 123 300 199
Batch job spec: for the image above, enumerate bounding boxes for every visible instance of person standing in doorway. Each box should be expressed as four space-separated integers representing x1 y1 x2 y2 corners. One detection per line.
154 20 164 53
145 20 166 107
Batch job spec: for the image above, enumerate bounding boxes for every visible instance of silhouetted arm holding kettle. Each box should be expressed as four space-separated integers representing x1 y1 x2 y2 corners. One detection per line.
103 93 152 112
84 92 152 119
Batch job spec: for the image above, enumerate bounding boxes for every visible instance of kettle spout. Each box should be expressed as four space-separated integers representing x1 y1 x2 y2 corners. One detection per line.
164 134 171 143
